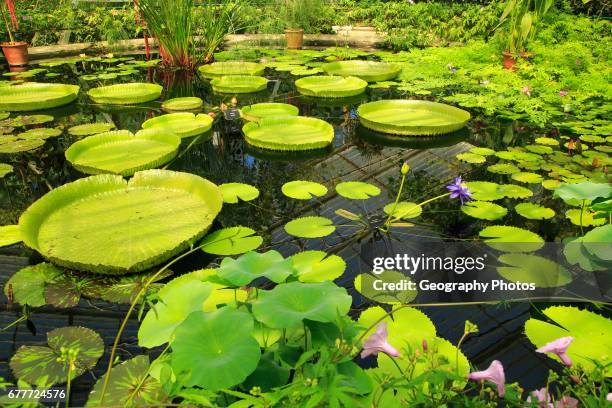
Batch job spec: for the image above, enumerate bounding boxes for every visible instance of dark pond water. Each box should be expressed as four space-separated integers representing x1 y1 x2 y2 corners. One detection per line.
0 53 595 405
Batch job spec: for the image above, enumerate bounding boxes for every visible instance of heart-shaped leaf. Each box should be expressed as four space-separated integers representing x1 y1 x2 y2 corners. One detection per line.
336 181 381 200
284 216 336 238
479 226 544 252
383 202 422 219
497 254 572 288
289 250 346 282
4 263 63 307
515 202 555 220
461 201 507 220
565 209 605 227
201 226 263 255
219 182 260 203
217 250 294 286
281 180 328 200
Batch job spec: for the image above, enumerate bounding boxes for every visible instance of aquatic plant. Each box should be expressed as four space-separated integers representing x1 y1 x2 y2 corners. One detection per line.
242 116 334 151
295 75 368 98
0 83 79 111
87 82 163 105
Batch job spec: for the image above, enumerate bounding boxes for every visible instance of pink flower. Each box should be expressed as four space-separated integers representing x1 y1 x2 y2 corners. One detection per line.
536 336 574 367
559 90 568 97
527 388 553 407
607 393 612 401
468 360 506 397
555 396 579 408
360 323 400 359
521 86 531 96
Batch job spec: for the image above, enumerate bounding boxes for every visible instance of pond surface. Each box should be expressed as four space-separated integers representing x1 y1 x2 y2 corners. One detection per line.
0 52 595 404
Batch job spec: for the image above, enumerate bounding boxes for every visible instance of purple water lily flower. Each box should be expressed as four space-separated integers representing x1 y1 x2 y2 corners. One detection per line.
527 388 553 407
555 396 579 408
360 323 400 359
468 360 506 397
536 336 574 367
446 176 472 205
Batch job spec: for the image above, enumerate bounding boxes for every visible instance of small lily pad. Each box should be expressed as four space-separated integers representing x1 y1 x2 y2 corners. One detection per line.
383 202 422 219
479 226 544 252
354 270 417 305
461 201 507 220
281 180 328 200
511 172 543 184
284 216 336 238
68 123 115 136
217 250 294 286
487 163 520 175
469 147 496 156
497 254 572 288
0 224 20 246
289 251 346 283
220 182 260 203
565 209 605 227
161 97 203 111
456 152 486 164
535 137 559 146
515 203 555 220
499 184 533 199
542 179 561 190
4 263 63 307
201 226 263 255
336 181 381 200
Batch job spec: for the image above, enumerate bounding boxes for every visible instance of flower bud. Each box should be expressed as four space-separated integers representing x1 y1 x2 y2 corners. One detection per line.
401 162 410 175
422 339 428 352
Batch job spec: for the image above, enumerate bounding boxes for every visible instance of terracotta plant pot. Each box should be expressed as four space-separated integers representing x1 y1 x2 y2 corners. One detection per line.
285 29 304 49
1 41 29 66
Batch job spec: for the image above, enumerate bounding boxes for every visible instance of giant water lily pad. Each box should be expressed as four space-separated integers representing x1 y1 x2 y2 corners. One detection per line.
161 97 203 111
295 75 367 98
357 100 470 136
19 170 223 274
323 60 401 82
241 103 299 122
0 224 20 247
289 250 346 283
68 123 116 136
170 308 261 390
497 254 572 288
461 201 507 220
243 116 333 151
65 129 180 176
198 61 265 78
88 83 163 105
525 306 612 375
217 250 294 286
141 112 213 139
0 83 80 111
211 75 269 94
253 281 352 328
11 326 104 386
200 226 263 256
282 180 328 200
479 226 544 252
285 216 336 238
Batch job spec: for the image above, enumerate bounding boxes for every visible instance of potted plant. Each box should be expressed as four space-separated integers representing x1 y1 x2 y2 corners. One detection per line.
1 0 28 66
281 0 321 49
496 0 553 69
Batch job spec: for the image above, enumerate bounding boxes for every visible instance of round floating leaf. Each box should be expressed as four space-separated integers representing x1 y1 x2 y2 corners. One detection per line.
282 180 328 200
65 129 180 176
219 182 260 203
322 60 401 82
4 263 63 307
86 355 166 407
17 128 62 140
554 181 612 203
535 137 559 146
19 170 223 274
511 172 543 184
456 152 486 164
0 112 8 120
336 181 381 200
217 250 294 286
141 112 213 139
170 308 261 390
565 209 605 227
563 237 610 272
198 61 265 78
0 83 80 111
465 181 505 201
496 151 541 162
0 138 45 153
201 226 263 255
542 179 561 190
88 83 163 105
241 103 299 122
289 251 346 283
461 201 507 220
479 226 544 252
525 144 553 154
284 216 336 238
138 279 213 348
354 270 417 305
383 201 422 219
487 163 520 175
582 225 612 261
580 135 605 144
515 202 555 220
161 97 203 111
211 75 269 94
68 123 116 136
0 224 20 247
497 254 572 288
253 281 352 329
525 306 612 375
358 100 471 136
295 75 367 98
470 147 496 156
243 116 334 151
1 114 54 127
499 184 533 199
11 326 104 386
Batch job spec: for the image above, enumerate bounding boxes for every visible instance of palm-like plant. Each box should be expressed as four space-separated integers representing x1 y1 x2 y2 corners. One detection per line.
137 0 240 70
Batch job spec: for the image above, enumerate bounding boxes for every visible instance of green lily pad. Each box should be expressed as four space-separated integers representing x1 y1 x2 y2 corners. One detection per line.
456 152 486 164
542 179 562 190
469 147 496 156
284 216 336 238
487 163 520 175
354 270 417 305
88 83 163 105
17 128 62 140
198 61 265 79
243 116 334 151
201 226 263 256
217 250 294 286
525 144 554 154
497 254 572 288
479 226 544 252
211 75 269 94
281 180 328 200
289 251 346 282
511 172 543 184
68 123 116 137
141 112 213 139
336 181 381 200
322 60 401 82
0 112 8 120
499 184 533 199
4 263 63 307
535 137 559 146
0 224 20 247
383 201 422 220
1 114 53 127
461 201 507 220
11 326 104 386
219 182 260 203
80 269 172 304
515 203 555 220
253 281 352 329
161 97 203 111
582 225 612 261
0 83 80 111
295 76 367 98
565 209 605 227
563 237 610 272
241 103 299 122
465 181 505 201
0 138 45 153
170 308 261 390
554 181 612 203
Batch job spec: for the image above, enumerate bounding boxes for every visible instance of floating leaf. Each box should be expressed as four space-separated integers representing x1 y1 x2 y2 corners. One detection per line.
141 112 213 139
201 226 263 255
281 180 328 200
487 163 520 175
525 306 612 375
465 181 505 201
0 138 45 153
243 116 334 151
461 201 507 220
515 202 555 220
554 181 612 203
542 179 561 190
11 326 104 386
4 263 63 307
499 183 533 199
284 216 336 238
323 60 401 82
383 201 422 219
511 172 543 184
198 61 265 78
354 270 416 305
161 97 203 111
563 237 610 272
17 128 62 140
170 308 261 390
336 181 381 200
456 152 485 164
241 103 299 122
219 182 260 203
211 75 269 94
525 144 553 154
565 209 605 227
88 83 163 105
535 137 559 146
295 75 367 98
497 254 572 288
582 225 612 262
469 147 496 156
0 83 80 111
0 224 20 247
217 250 294 286
289 251 346 282
81 269 172 304
479 226 544 252
253 281 351 329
